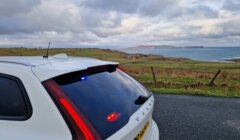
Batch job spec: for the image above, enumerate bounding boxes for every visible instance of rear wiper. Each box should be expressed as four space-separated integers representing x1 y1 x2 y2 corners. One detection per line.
135 95 149 105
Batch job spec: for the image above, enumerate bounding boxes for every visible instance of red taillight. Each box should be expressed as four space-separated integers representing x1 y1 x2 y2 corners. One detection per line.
106 112 120 122
44 80 101 140
59 98 94 140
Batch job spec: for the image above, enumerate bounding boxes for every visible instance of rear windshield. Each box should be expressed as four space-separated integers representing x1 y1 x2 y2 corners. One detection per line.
50 66 151 139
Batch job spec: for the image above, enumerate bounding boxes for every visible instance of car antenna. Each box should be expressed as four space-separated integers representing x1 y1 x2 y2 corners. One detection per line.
43 42 51 58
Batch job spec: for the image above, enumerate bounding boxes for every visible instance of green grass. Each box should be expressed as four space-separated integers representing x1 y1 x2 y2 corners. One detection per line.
1 48 240 97
151 87 240 97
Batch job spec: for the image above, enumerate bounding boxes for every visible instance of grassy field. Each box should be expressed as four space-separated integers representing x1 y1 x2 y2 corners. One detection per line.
1 48 240 97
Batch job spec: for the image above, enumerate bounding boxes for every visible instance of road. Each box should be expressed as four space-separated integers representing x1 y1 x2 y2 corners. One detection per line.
152 94 240 140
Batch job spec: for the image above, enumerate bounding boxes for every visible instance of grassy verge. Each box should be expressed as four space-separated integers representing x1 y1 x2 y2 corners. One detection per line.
1 48 240 97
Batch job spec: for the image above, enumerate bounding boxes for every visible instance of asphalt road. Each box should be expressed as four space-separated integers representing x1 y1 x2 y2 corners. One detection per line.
152 94 240 140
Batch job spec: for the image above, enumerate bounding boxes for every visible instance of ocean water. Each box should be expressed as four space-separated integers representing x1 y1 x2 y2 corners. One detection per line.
123 47 240 61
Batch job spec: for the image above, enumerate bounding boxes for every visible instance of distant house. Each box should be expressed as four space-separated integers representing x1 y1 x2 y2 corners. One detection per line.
125 54 148 59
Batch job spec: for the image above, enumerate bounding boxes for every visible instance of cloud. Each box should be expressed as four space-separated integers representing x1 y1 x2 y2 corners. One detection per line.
0 0 85 34
0 0 239 48
82 0 140 13
138 0 178 16
221 18 240 36
0 0 41 17
223 0 240 11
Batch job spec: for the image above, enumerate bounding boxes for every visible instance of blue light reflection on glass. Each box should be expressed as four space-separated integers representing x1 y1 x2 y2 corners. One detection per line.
80 76 87 81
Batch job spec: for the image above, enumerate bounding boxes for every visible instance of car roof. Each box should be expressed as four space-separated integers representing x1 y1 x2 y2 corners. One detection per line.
0 56 52 66
0 54 118 81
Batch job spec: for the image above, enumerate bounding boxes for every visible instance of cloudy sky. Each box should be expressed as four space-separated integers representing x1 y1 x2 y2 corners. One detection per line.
0 0 240 48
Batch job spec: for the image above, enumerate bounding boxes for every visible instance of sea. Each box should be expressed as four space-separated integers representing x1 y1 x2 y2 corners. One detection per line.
123 47 240 62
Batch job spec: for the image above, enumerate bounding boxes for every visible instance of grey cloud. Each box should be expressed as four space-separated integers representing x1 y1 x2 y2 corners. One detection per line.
82 0 180 17
0 0 85 35
0 0 124 37
82 0 216 18
138 0 178 16
221 18 240 36
82 0 140 13
0 0 41 17
80 7 123 30
0 0 239 47
168 5 218 20
0 17 34 34
188 5 217 18
223 0 240 11
182 18 240 40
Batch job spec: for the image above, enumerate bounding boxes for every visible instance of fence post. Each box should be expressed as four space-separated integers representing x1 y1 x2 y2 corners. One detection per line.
150 66 157 87
209 70 221 87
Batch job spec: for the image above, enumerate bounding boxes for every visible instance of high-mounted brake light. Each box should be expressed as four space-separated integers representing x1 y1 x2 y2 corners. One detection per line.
117 67 126 72
117 66 125 72
106 112 120 122
44 80 101 140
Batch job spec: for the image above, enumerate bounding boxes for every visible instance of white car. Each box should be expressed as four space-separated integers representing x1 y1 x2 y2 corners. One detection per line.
0 54 159 140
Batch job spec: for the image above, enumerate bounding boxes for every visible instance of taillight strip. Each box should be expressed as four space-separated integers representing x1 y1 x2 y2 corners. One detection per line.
59 98 94 140
44 80 100 140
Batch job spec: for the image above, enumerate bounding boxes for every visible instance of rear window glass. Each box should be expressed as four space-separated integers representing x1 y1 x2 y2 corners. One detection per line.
51 66 151 139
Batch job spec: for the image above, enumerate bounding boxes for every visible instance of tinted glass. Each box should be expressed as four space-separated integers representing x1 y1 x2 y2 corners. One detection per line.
53 67 151 139
0 75 28 119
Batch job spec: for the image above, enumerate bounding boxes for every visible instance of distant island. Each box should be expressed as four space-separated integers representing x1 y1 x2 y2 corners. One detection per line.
182 46 205 48
126 45 176 50
126 45 205 50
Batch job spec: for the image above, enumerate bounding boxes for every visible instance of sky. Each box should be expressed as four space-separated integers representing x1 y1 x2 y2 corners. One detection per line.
0 0 240 48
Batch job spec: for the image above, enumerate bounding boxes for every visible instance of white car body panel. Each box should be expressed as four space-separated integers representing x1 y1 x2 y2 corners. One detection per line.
32 57 118 81
0 63 72 140
0 56 118 81
0 55 159 140
107 95 159 140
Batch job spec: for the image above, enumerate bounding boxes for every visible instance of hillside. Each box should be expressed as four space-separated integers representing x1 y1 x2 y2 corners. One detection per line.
126 45 176 50
0 48 240 97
